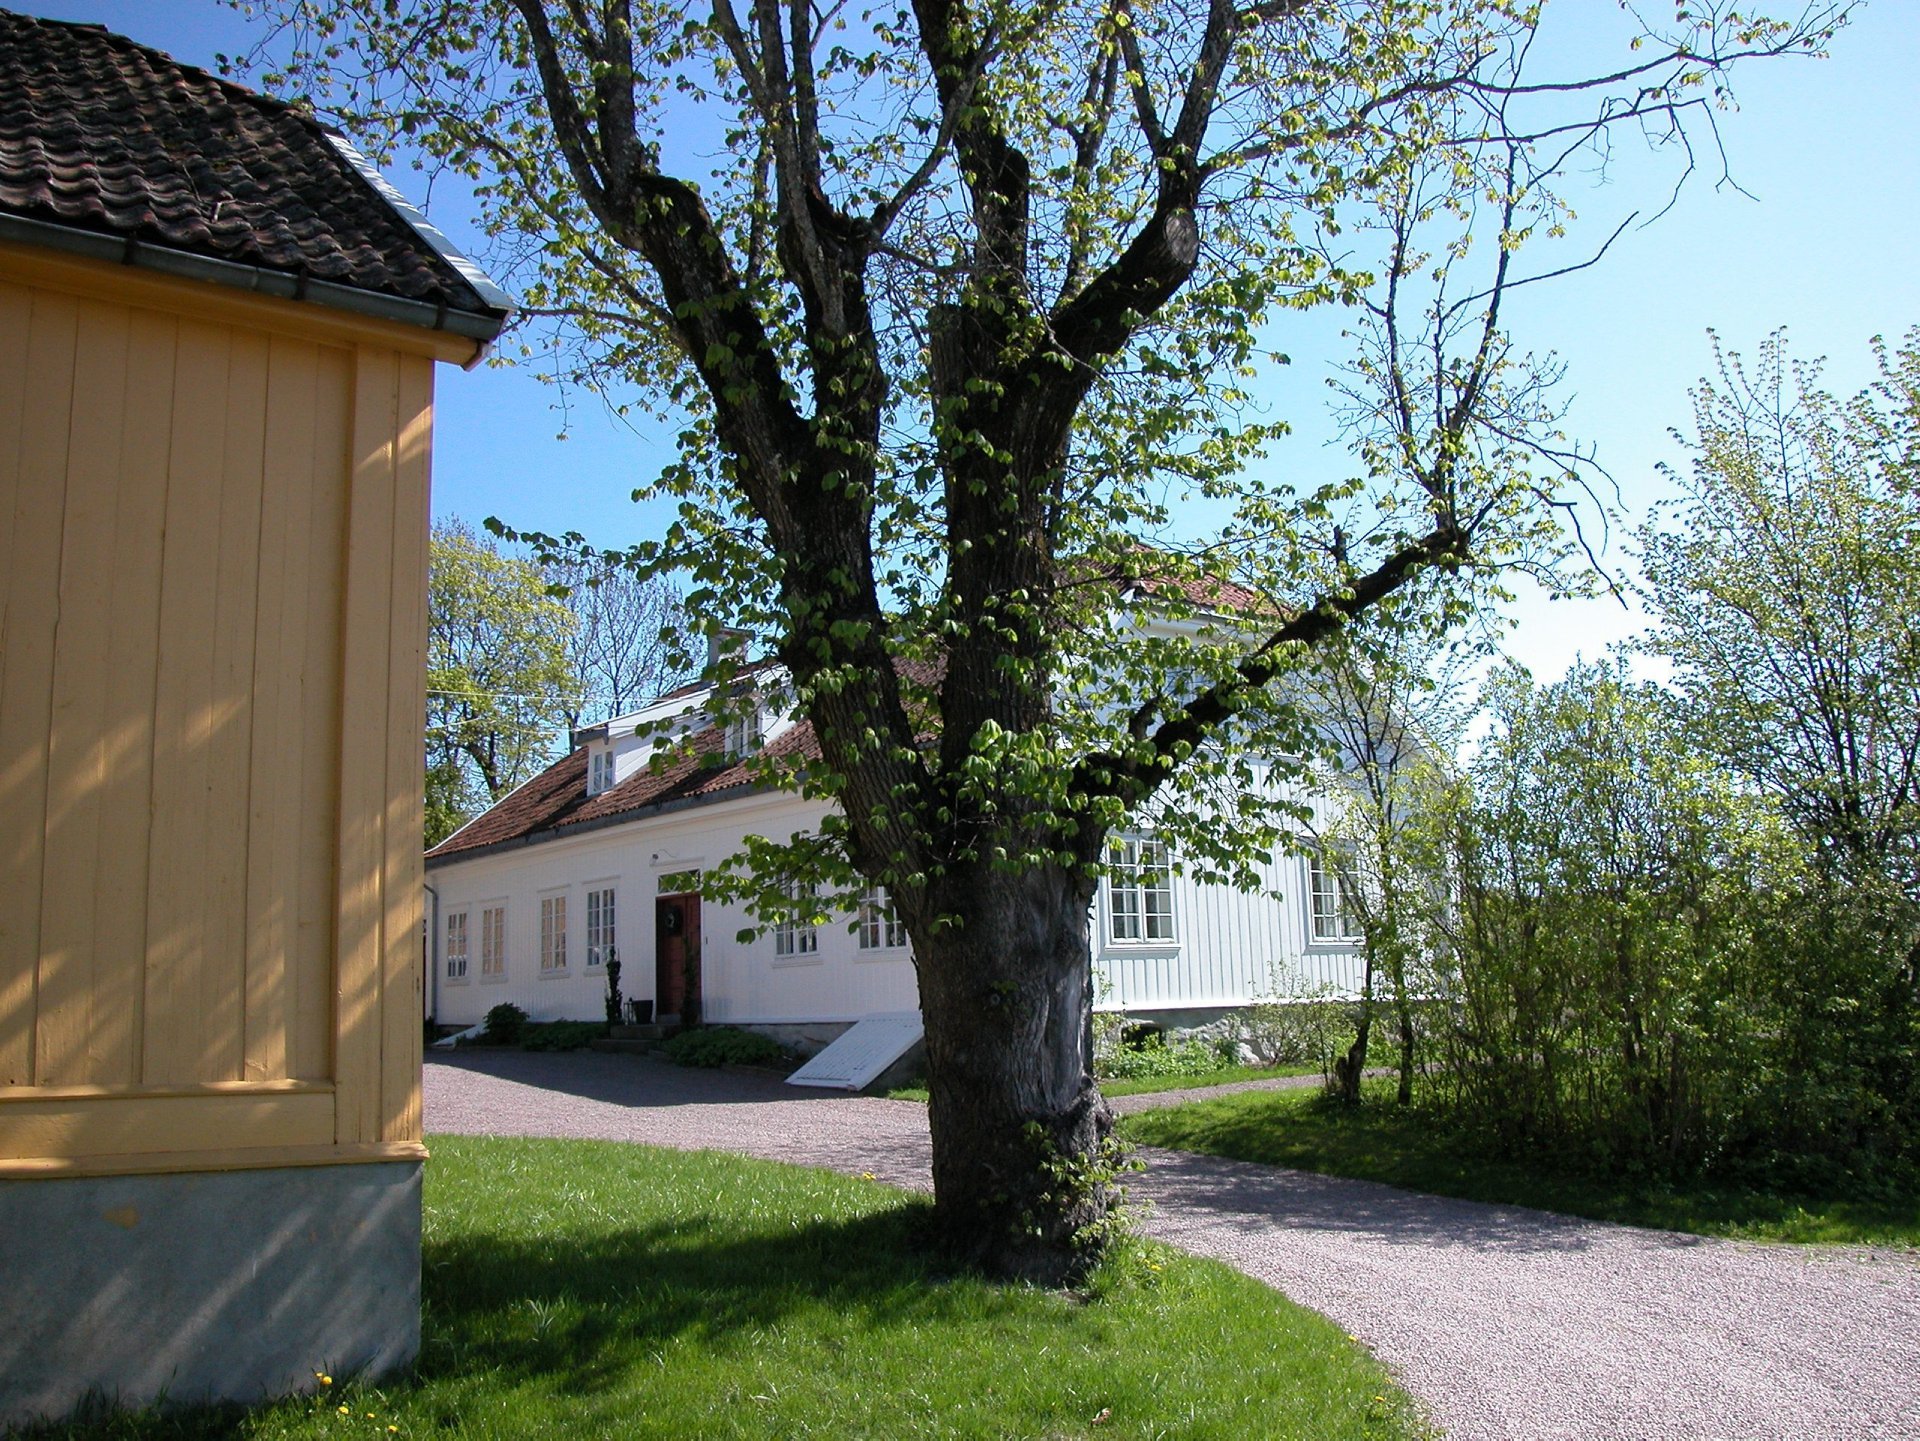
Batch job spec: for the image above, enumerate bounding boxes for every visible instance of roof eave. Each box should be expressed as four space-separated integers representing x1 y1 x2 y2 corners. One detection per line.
0 209 513 345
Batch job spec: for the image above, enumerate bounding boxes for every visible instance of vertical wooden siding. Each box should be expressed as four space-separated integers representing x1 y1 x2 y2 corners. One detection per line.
0 270 432 1168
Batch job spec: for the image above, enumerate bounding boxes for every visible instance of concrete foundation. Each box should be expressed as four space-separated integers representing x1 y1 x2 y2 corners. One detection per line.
0 1161 421 1428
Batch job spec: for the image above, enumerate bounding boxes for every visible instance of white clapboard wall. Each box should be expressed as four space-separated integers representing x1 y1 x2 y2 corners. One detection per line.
786 1013 925 1091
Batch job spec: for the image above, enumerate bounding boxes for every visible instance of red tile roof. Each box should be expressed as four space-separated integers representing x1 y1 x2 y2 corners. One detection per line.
426 718 823 862
428 657 945 863
0 10 507 321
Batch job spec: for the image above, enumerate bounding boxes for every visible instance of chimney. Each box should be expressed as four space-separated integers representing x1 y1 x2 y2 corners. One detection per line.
707 626 751 676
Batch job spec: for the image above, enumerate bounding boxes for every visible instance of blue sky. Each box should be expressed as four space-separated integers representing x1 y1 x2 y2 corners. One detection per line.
25 1 1920 681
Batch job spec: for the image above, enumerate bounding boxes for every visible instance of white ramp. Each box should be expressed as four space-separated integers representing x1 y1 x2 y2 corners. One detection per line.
786 1012 924 1091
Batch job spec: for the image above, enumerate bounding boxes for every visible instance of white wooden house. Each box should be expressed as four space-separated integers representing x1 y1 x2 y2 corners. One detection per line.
424 650 1369 1040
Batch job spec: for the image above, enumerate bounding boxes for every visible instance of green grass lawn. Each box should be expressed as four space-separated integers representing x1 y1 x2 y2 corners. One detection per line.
1123 1082 1920 1247
23 1136 1425 1440
887 1062 1318 1104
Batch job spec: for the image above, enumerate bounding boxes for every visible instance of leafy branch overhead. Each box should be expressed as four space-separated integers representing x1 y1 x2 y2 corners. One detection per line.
252 0 1844 905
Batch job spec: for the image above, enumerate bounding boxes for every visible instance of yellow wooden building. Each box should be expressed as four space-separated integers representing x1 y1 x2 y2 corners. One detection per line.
0 11 511 1423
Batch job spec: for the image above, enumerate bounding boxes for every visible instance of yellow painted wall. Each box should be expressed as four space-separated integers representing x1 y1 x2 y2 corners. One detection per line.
0 247 437 1177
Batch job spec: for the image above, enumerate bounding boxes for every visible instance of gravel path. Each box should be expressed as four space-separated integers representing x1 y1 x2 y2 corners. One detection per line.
425 1050 1920 1440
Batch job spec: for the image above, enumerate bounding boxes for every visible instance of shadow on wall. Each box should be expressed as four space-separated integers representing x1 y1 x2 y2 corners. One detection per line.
0 1162 421 1429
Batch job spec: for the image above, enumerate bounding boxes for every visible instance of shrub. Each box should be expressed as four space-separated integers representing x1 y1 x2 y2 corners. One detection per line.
1224 988 1352 1069
1092 1015 1231 1081
482 1002 529 1045
521 1021 609 1052
660 1025 793 1070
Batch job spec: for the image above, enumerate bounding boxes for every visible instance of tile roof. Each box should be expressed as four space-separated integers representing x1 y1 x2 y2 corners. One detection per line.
426 719 823 863
0 9 509 324
428 656 945 863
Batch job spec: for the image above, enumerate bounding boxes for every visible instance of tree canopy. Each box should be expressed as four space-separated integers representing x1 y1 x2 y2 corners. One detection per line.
248 0 1851 1277
1641 328 1920 888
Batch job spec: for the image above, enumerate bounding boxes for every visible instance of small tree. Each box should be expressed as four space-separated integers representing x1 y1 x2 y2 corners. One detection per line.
1414 660 1793 1168
1298 596 1475 1105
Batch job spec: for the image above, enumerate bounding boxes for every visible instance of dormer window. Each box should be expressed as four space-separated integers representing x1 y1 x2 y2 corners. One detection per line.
589 748 616 795
725 708 763 758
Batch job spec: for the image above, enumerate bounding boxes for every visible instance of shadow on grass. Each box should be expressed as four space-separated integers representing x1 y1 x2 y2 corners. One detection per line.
414 1200 972 1398
1126 1089 1920 1248
10 1201 961 1440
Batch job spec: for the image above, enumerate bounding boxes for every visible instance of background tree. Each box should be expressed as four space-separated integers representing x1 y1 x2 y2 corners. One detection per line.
1639 328 1920 1170
1640 329 1920 894
1411 659 1797 1170
427 519 575 845
252 0 1848 1279
544 553 694 731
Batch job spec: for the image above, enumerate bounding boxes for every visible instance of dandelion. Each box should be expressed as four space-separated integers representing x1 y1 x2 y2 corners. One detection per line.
315 1372 333 1386
338 1405 350 1415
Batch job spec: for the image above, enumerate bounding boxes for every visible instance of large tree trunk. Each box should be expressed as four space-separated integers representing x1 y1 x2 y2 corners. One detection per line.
913 863 1117 1285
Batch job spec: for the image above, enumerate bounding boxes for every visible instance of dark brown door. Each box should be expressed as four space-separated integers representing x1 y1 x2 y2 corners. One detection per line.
655 893 702 1023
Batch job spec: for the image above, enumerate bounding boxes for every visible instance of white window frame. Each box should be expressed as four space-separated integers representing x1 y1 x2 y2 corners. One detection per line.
586 884 617 971
773 878 820 962
444 909 469 982
480 902 507 981
725 707 763 758
1106 835 1175 944
857 885 908 952
589 749 616 795
540 892 569 973
1308 852 1365 943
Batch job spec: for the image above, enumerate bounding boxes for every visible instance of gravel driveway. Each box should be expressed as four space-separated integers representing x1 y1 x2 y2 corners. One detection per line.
425 1050 1920 1440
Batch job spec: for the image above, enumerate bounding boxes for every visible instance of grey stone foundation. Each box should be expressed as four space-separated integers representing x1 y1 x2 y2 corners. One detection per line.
0 1161 421 1428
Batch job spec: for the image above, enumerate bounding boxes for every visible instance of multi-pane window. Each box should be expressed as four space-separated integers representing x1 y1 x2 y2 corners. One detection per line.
540 894 568 971
725 708 763 758
1107 836 1174 943
858 886 908 951
586 887 617 969
589 749 616 795
481 905 506 978
445 911 469 981
1309 853 1364 942
774 879 819 958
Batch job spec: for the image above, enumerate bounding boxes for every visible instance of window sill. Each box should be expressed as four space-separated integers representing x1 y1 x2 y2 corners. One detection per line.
480 973 509 984
443 974 470 985
770 955 823 969
540 968 571 979
853 947 910 963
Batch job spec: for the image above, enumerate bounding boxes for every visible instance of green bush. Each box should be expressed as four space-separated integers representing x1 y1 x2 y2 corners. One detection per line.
482 1002 529 1045
659 1025 793 1070
1092 1015 1232 1081
1225 992 1352 1069
521 1020 609 1052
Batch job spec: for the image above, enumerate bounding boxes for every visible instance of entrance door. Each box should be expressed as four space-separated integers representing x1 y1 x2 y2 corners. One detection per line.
655 893 702 1024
